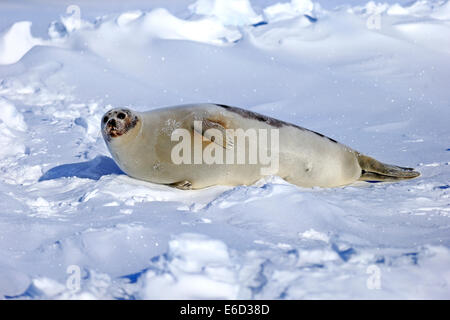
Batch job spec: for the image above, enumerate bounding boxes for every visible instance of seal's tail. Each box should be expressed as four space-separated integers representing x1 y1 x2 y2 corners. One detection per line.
357 153 420 182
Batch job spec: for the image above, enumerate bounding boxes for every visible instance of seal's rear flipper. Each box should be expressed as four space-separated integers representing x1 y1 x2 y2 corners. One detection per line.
357 153 420 182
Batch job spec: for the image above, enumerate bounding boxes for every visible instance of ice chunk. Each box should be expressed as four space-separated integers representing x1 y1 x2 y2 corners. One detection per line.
0 99 27 158
0 21 42 65
141 8 242 45
116 10 143 27
140 233 238 299
0 98 27 131
299 228 330 243
189 0 263 26
264 0 315 23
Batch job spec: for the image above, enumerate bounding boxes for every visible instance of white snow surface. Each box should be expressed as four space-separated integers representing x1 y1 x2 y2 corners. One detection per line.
0 0 449 299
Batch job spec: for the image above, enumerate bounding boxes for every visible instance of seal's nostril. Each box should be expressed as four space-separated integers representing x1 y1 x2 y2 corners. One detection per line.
108 119 116 128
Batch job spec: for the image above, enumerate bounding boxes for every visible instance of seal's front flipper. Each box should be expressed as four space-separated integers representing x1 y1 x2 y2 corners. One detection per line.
195 119 234 149
170 180 192 190
357 153 420 182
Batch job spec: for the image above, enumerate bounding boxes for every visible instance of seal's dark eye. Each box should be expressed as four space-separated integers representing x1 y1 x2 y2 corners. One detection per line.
117 112 126 119
103 116 108 123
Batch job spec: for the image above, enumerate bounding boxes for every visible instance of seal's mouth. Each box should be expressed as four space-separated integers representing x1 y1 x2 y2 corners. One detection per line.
103 118 126 138
105 119 124 138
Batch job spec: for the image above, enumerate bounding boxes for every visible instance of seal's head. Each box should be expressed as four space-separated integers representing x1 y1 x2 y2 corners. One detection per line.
101 108 139 141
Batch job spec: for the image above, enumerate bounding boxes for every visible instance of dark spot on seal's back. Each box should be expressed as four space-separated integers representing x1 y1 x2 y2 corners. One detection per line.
329 137 338 143
216 104 339 144
216 104 284 128
310 130 338 143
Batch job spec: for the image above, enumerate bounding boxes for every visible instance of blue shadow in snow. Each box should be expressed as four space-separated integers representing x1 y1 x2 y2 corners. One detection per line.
252 21 268 27
332 243 356 262
304 14 317 23
39 155 124 182
120 268 149 284
403 252 419 265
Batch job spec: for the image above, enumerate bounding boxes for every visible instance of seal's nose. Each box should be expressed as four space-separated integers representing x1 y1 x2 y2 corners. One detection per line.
107 118 117 128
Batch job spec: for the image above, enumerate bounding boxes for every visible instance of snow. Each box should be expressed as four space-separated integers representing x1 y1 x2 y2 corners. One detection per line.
0 21 42 65
0 0 449 300
141 233 239 299
189 0 263 26
263 0 316 23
